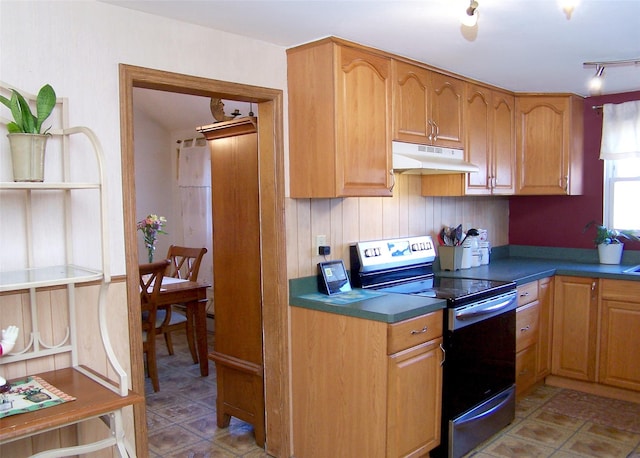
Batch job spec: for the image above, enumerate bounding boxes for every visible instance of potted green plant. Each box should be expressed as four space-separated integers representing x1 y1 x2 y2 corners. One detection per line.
0 84 57 182
583 220 640 264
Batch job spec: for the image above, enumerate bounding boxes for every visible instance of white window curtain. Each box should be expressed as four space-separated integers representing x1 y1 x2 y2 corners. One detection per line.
178 138 214 293
600 100 640 160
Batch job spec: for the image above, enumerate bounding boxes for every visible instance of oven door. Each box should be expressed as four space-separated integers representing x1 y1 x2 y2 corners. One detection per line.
443 292 516 421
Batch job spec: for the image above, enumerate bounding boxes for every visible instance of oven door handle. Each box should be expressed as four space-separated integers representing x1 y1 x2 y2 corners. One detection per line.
455 298 514 320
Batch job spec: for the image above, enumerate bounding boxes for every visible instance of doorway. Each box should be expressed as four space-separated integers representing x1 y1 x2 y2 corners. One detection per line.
119 64 290 457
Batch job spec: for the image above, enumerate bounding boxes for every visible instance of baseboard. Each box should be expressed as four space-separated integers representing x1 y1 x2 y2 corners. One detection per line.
545 375 640 403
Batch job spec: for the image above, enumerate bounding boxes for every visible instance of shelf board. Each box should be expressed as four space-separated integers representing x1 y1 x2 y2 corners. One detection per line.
0 367 144 443
0 182 100 190
0 265 103 292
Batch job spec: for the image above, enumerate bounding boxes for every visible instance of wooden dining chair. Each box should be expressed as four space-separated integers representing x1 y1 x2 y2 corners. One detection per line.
140 259 170 392
156 245 208 363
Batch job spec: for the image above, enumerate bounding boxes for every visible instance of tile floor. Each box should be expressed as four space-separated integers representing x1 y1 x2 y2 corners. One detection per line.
144 330 267 457
145 329 640 458
466 385 640 458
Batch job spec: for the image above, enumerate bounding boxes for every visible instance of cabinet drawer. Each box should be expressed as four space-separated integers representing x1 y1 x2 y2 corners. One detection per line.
516 301 539 352
388 310 443 355
601 279 640 301
517 281 538 306
516 344 537 395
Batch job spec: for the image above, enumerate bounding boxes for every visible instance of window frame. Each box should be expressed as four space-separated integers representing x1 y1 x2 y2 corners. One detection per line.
604 158 640 235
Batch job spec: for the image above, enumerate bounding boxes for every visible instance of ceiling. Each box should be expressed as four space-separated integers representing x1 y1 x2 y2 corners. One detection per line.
112 0 640 131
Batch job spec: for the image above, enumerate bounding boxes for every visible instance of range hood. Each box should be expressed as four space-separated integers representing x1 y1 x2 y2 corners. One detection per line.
392 141 479 175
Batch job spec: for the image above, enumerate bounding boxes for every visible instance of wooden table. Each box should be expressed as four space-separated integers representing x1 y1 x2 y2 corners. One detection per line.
157 279 211 376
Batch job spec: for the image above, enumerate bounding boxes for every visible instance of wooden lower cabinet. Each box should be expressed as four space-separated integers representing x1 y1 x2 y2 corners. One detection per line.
552 276 598 381
599 279 640 391
291 307 443 458
387 338 443 457
536 277 554 379
515 278 553 397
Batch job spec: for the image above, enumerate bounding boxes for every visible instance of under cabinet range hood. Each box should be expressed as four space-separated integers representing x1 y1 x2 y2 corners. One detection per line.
392 141 479 175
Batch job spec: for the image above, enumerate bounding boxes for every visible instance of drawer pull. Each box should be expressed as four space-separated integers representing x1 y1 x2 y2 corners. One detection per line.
520 325 530 332
411 326 428 335
519 291 529 297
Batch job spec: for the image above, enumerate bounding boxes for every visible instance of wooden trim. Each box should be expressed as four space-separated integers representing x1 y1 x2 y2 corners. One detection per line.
545 375 640 404
118 64 289 457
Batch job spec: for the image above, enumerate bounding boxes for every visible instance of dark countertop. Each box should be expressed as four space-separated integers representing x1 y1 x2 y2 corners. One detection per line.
289 275 446 323
435 245 640 284
289 245 640 324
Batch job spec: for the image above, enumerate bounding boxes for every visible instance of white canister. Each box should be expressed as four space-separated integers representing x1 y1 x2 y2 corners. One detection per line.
461 237 473 269
479 241 490 265
469 236 481 267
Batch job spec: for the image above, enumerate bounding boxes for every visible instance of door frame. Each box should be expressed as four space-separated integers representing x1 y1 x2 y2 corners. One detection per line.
118 64 290 457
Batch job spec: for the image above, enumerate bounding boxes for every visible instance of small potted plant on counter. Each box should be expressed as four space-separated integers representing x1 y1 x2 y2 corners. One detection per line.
0 84 57 182
583 220 640 264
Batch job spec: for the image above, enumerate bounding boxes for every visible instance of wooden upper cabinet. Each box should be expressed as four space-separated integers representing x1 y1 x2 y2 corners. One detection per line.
465 84 515 195
515 94 584 195
392 60 464 149
287 39 393 198
421 84 514 197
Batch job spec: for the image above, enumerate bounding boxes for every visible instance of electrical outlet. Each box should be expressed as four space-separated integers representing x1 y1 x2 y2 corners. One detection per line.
315 235 327 255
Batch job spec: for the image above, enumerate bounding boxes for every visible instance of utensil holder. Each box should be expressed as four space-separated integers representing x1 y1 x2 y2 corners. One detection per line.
439 245 464 271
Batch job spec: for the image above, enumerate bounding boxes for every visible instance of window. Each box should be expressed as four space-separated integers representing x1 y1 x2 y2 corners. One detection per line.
600 100 640 234
604 158 640 233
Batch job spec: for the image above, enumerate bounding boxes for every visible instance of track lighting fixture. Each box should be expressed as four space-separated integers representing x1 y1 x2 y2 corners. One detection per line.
584 59 640 96
588 65 605 95
461 0 479 27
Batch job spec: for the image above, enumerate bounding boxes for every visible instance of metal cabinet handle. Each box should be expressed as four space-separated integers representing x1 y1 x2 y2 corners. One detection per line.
520 325 530 332
427 120 434 142
411 326 428 335
389 169 395 193
433 121 439 141
519 291 529 297
440 343 446 367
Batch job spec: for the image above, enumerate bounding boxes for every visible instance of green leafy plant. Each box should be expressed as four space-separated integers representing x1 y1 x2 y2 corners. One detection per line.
0 84 56 134
583 220 640 246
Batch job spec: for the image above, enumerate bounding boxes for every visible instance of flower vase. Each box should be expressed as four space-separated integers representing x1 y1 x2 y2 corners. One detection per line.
147 246 155 263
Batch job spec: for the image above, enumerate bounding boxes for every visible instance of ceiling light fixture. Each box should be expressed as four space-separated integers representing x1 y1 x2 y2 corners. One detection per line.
558 0 579 20
461 0 479 27
583 59 640 95
588 65 605 95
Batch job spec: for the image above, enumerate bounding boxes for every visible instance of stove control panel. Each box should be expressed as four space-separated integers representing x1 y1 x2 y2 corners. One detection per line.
355 235 436 271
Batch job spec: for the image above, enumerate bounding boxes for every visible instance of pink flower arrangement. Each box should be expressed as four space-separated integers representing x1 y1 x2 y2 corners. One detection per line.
137 214 167 262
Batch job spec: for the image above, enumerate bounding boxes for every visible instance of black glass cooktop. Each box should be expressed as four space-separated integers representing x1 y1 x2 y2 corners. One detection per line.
380 277 515 307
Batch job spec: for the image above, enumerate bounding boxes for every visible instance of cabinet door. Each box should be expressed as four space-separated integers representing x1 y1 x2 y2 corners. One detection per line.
392 60 431 143
337 46 393 197
552 276 598 381
515 95 583 195
431 72 464 149
516 344 538 397
536 277 554 379
464 83 491 194
600 298 640 391
387 338 443 458
491 90 515 195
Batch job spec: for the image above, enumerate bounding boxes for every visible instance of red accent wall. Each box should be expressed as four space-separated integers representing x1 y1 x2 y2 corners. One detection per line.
508 90 640 249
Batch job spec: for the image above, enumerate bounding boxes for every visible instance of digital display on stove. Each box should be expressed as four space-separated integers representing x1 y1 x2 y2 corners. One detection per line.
387 240 411 257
